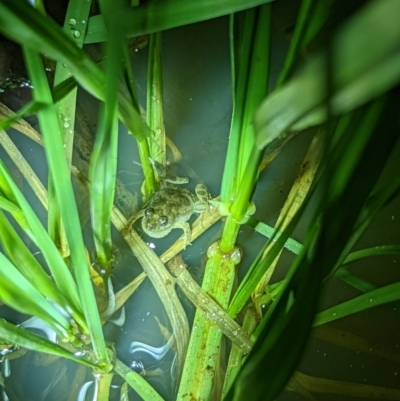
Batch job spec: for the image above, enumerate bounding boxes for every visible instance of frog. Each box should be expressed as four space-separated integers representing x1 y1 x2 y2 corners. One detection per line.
130 159 210 248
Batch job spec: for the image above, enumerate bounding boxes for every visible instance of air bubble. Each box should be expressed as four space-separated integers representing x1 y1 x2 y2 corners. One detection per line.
69 18 77 26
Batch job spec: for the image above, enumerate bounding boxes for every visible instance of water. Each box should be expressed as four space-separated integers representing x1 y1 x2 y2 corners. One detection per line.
1 1 400 400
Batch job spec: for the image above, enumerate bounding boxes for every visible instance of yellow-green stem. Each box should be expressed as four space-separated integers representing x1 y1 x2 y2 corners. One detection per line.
219 214 241 253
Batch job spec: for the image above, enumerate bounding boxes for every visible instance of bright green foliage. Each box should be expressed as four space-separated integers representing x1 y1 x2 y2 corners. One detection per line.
0 0 399 400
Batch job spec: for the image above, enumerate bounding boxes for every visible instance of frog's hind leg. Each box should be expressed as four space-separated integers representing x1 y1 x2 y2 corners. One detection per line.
149 157 189 185
194 184 211 209
194 184 211 229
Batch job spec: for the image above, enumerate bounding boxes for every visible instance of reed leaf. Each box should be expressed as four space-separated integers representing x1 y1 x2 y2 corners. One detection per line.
342 245 400 265
275 0 338 88
0 0 147 137
89 0 124 270
0 320 97 369
114 359 165 401
255 0 400 149
85 0 275 44
48 0 92 256
0 211 85 327
147 32 166 167
226 89 400 401
0 161 82 316
314 282 400 327
0 254 72 339
22 47 109 366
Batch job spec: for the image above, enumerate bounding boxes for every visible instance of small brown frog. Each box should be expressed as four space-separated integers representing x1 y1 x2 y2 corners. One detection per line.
131 160 210 248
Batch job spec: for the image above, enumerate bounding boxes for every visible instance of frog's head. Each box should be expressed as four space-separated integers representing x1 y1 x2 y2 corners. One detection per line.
141 207 172 237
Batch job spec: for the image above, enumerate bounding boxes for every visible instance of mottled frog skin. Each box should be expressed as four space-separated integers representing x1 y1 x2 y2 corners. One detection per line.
136 181 210 248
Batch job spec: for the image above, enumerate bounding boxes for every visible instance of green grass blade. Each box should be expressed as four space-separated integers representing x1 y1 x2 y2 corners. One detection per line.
0 161 82 316
231 5 271 222
22 47 109 366
48 0 92 255
226 90 400 401
0 253 72 339
0 0 149 141
0 196 21 215
275 0 338 88
314 282 400 326
0 77 78 132
147 32 166 167
334 268 376 293
0 0 155 196
89 0 124 270
220 9 256 204
85 0 275 44
247 217 303 254
255 0 400 148
343 245 400 265
114 359 165 401
0 211 85 324
228 203 303 319
0 320 98 369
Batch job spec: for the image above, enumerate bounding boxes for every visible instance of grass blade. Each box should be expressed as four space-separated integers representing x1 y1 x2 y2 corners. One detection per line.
85 0 275 44
114 359 165 401
147 32 166 166
0 320 97 369
226 88 400 401
255 0 400 148
0 161 82 316
22 47 109 366
314 282 400 326
48 0 92 256
90 0 124 270
0 211 85 326
0 0 157 197
0 254 72 339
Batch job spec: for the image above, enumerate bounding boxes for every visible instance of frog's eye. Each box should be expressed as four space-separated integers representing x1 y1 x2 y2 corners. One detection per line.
159 216 168 226
145 208 154 217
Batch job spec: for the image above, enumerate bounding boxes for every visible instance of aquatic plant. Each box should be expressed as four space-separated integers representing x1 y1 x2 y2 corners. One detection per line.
0 0 399 400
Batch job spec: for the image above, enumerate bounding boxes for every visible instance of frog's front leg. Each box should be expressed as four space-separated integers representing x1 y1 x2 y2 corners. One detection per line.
173 221 192 249
122 209 145 235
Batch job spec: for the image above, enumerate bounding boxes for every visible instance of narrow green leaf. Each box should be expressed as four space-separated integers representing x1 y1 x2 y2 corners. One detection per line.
343 245 400 265
314 282 400 326
85 0 275 44
0 320 98 369
114 359 165 401
276 0 338 88
0 161 82 316
230 5 271 223
0 196 21 215
0 253 71 339
247 217 303 254
0 0 155 196
147 32 166 167
22 47 109 366
0 0 149 139
90 0 124 270
0 211 85 325
48 0 92 255
255 0 400 148
227 92 400 401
